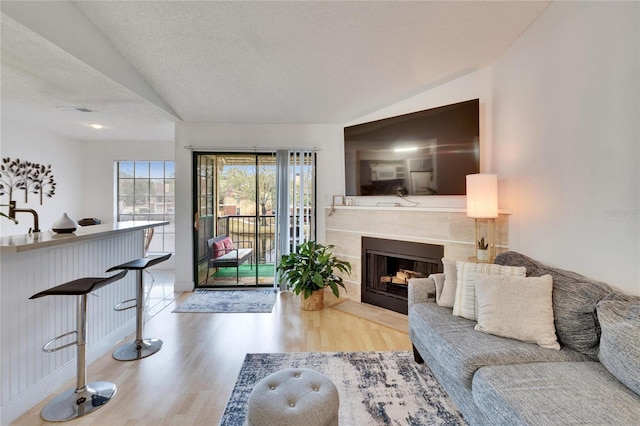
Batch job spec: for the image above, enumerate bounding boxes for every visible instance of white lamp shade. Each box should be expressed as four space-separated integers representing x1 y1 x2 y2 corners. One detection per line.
466 174 498 218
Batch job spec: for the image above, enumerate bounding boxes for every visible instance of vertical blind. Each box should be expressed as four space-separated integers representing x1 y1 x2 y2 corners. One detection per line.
275 150 316 291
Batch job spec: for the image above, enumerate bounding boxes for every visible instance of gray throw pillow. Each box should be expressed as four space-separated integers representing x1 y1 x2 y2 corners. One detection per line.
474 273 560 350
495 251 614 360
597 300 640 396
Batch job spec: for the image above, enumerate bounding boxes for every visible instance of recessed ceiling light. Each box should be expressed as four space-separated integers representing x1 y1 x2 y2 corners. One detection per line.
88 123 104 129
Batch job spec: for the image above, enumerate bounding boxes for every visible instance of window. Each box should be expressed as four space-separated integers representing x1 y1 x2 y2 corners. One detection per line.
117 161 175 253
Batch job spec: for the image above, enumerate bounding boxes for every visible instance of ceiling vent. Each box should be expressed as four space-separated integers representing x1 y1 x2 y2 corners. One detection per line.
56 106 95 113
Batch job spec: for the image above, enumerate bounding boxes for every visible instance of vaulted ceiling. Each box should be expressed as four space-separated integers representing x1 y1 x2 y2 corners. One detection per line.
1 1 550 143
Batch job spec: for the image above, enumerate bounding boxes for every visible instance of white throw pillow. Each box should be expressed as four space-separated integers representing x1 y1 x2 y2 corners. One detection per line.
474 273 560 350
437 258 457 308
452 261 526 320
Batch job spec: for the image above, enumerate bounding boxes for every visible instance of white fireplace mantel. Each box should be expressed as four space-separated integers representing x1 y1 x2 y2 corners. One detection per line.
326 205 512 214
324 206 510 303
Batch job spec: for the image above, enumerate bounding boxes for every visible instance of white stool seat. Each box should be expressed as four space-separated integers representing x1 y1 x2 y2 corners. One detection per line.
247 368 339 426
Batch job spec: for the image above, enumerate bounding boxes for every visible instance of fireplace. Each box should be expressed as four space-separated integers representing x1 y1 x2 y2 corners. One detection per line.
361 237 443 314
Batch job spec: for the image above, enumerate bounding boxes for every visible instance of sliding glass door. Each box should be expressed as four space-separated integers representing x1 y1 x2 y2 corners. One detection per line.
194 153 274 287
193 150 315 289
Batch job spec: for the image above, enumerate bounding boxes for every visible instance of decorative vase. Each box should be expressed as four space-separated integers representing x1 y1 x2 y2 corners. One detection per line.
300 288 325 311
477 249 489 263
52 213 77 233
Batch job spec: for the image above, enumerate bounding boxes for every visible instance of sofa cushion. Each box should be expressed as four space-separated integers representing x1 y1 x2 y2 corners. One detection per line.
453 261 526 321
474 274 559 350
473 362 640 426
408 303 589 389
437 258 457 307
494 251 616 360
407 276 437 308
597 300 640 395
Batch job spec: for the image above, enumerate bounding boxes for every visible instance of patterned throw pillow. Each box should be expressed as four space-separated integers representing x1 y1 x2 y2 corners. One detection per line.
452 260 526 321
597 300 640 395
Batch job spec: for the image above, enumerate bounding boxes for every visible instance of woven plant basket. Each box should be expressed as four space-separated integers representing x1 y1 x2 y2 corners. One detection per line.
300 289 325 311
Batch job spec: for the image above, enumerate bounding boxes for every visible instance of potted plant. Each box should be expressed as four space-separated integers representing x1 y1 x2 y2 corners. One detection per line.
276 240 351 311
477 237 489 262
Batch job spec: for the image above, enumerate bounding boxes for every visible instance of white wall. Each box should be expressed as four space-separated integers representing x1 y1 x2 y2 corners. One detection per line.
0 125 84 236
173 123 343 291
492 1 639 295
82 140 176 270
0 123 174 237
82 140 174 224
345 2 639 295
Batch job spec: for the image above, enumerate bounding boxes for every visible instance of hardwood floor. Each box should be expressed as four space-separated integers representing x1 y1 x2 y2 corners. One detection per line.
14 291 411 425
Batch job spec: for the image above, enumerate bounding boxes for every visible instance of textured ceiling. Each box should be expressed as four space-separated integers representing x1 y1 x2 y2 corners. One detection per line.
1 1 550 143
1 13 177 143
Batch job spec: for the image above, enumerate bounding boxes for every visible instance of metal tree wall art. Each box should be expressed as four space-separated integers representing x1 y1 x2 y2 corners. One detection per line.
31 163 57 204
0 157 57 204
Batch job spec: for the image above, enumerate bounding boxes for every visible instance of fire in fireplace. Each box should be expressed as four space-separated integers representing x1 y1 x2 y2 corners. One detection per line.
361 237 444 314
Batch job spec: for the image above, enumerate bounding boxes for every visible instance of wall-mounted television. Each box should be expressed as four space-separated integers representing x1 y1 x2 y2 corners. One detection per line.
344 99 479 196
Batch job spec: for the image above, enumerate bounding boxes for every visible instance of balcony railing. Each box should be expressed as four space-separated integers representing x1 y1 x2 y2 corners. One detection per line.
196 214 309 267
216 215 277 265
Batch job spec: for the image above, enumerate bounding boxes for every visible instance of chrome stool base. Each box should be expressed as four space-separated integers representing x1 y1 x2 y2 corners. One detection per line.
108 254 171 362
113 338 163 361
30 272 128 422
41 381 116 422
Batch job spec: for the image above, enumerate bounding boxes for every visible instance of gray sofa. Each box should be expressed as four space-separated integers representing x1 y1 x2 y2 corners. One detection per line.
408 251 640 425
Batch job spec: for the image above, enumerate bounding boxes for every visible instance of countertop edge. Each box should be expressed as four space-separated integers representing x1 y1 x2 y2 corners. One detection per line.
1 221 169 255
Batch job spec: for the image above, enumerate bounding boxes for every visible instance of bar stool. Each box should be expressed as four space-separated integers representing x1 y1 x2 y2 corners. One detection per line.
29 270 128 422
107 253 172 361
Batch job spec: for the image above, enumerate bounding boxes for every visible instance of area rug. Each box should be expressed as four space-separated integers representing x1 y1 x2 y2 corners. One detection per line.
172 289 276 313
219 351 467 425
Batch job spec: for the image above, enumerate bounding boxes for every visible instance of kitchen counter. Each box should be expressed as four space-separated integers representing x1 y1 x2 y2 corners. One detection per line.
1 220 168 423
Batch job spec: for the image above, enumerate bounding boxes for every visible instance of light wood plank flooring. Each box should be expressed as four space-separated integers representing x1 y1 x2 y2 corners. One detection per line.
14 291 411 425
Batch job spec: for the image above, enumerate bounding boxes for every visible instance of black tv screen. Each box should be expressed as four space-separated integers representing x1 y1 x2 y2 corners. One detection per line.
344 99 479 196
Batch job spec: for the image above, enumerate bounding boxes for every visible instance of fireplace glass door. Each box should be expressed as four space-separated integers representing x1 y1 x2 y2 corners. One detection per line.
362 237 443 314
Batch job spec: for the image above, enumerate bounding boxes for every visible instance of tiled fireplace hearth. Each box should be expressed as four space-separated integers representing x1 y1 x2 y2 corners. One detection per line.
324 205 509 307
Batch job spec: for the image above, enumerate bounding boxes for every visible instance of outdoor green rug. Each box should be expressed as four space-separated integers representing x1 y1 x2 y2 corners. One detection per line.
172 289 276 313
213 264 274 278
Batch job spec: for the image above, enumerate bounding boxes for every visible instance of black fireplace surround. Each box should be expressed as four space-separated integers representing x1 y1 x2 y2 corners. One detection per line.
361 237 444 314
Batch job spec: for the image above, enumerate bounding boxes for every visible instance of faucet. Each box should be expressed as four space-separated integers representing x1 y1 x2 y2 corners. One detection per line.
9 201 40 233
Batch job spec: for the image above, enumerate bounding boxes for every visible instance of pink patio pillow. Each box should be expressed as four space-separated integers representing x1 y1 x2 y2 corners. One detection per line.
223 237 234 254
212 240 226 259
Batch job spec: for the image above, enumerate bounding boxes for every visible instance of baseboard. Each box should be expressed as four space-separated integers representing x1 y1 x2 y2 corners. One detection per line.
174 279 195 292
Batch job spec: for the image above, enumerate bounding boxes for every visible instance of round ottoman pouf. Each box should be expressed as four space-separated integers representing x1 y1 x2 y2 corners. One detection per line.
247 368 339 426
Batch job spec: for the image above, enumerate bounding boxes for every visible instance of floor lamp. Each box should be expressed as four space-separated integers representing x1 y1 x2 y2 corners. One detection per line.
466 174 498 263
